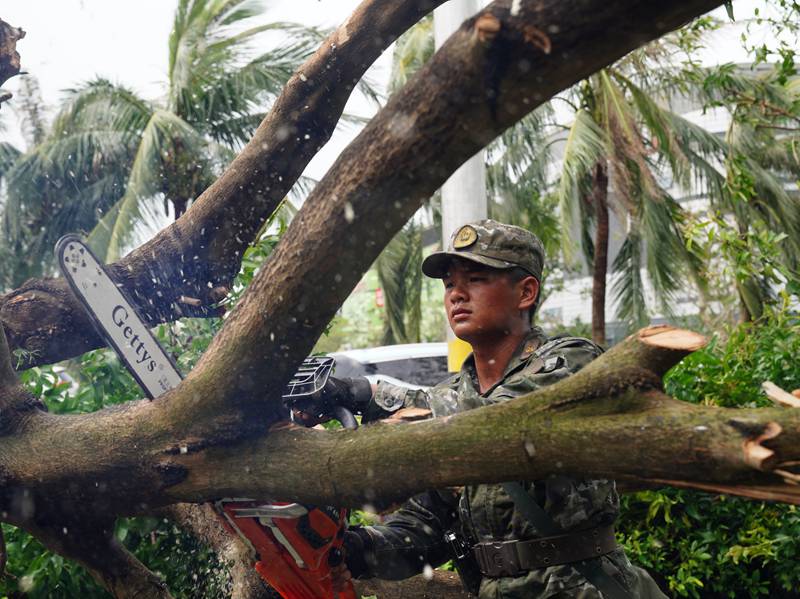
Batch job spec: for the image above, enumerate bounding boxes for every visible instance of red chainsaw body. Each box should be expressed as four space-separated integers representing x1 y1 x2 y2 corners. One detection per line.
216 499 356 599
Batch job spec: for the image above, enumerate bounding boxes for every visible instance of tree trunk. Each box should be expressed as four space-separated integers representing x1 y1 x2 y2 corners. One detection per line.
590 160 610 346
0 0 754 597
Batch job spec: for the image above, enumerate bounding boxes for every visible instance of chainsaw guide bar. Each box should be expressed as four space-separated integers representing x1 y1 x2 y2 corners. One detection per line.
55 234 183 399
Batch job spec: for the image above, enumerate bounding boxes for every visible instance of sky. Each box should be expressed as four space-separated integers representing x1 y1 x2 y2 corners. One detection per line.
0 0 391 180
0 0 774 182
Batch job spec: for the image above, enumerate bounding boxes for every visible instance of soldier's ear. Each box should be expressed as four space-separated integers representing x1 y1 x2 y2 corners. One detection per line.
517 276 539 312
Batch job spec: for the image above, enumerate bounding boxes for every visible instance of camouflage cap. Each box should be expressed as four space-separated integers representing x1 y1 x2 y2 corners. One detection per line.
422 219 545 280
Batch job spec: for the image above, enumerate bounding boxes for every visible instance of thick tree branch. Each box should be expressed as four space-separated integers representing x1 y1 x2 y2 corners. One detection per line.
0 311 45 435
17 519 172 599
157 327 800 507
0 0 445 369
4 327 800 522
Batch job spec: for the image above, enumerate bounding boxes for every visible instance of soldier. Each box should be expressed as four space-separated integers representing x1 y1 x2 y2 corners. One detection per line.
315 219 666 598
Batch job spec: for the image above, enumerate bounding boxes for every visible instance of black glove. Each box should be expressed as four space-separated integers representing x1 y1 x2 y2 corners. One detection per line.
329 376 373 414
342 528 373 579
294 376 373 423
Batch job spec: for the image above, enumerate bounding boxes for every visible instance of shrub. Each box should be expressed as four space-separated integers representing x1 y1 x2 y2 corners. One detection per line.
617 310 800 598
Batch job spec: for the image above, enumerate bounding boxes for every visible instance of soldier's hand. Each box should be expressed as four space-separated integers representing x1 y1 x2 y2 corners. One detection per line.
290 376 369 425
330 559 353 594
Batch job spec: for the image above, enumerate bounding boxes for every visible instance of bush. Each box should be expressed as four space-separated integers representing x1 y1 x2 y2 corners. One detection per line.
617 310 800 598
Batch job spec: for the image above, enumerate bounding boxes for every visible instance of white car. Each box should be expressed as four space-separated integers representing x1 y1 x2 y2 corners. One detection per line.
330 342 449 389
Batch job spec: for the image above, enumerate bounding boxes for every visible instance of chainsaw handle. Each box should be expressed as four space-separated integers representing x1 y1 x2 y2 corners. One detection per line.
332 406 358 430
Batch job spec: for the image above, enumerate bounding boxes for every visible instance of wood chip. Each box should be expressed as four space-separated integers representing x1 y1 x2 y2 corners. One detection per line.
475 13 501 44
178 295 202 307
383 407 432 423
773 469 800 486
762 381 800 408
639 325 707 351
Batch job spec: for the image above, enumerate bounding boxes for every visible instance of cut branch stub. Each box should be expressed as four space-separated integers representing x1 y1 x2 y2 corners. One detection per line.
742 421 782 470
763 381 800 408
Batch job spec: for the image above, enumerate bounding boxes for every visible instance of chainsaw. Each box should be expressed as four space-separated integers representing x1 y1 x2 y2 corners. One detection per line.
56 234 358 599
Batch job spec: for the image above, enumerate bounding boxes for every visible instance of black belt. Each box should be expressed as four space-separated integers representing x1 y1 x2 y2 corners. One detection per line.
472 525 618 578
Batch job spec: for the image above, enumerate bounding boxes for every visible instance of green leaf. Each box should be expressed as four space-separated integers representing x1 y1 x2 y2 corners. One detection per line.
724 1 735 21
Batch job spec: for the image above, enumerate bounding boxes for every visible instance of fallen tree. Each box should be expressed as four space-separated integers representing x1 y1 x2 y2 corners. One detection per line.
4 0 800 597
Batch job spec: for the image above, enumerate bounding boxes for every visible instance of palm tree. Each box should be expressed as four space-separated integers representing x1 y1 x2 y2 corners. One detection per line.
1 0 322 284
0 111 23 289
672 66 800 321
553 65 704 345
555 55 800 343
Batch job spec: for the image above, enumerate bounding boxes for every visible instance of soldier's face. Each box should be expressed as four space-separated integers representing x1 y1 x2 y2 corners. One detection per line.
442 259 531 343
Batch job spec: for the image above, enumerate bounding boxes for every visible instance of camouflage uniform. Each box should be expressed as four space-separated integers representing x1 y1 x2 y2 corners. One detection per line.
344 220 666 598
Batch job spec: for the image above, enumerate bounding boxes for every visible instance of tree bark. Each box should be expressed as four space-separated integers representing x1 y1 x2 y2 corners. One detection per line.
2 1 764 597
590 160 610 346
0 18 24 107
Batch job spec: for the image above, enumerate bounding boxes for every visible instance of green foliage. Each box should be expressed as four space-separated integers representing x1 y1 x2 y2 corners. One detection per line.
664 309 800 409
376 222 423 344
0 525 101 598
0 518 230 599
20 348 141 414
112 517 230 599
618 311 800 597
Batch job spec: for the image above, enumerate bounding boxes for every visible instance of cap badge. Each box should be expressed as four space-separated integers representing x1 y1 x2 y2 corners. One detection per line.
453 225 478 249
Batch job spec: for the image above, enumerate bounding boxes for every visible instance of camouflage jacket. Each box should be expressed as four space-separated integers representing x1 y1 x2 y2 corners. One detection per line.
346 328 645 598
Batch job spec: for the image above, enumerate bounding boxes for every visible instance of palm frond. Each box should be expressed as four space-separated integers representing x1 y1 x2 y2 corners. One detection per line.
0 142 21 181
376 222 423 344
489 179 561 258
487 105 554 194
639 194 690 314
52 78 153 138
390 16 434 94
614 72 695 189
2 129 135 272
662 110 730 202
174 23 321 141
598 70 662 214
611 231 648 330
554 109 607 263
101 110 207 261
